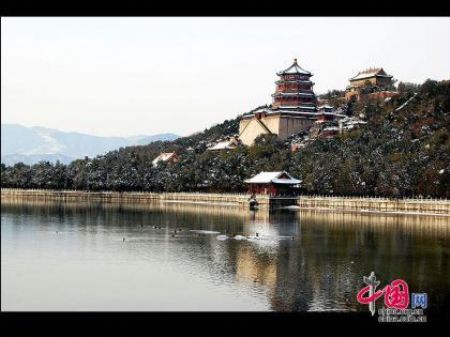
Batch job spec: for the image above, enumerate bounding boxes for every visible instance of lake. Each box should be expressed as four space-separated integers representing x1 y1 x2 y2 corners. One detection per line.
1 200 449 312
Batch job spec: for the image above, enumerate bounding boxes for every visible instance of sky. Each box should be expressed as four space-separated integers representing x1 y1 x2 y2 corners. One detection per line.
2 17 450 137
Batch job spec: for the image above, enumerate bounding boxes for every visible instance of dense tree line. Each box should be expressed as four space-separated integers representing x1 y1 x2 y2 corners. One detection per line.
2 79 449 198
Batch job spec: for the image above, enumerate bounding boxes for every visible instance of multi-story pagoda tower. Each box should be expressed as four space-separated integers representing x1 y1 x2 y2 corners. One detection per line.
239 59 319 146
271 58 317 112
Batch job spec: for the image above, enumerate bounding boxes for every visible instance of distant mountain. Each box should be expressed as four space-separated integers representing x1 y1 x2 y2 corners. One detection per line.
1 124 179 166
1 153 76 166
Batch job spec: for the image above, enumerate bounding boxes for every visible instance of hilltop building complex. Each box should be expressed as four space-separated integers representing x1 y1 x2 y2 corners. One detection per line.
239 59 320 146
221 62 399 148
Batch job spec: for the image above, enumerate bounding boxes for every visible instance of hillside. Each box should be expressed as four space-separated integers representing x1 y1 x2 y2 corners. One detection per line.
1 79 449 198
1 124 179 165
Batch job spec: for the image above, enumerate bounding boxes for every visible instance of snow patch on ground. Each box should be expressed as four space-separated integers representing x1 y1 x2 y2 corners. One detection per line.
394 93 418 113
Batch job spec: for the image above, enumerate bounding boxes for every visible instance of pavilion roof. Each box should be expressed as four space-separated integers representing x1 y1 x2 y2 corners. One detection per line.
152 152 178 166
272 92 315 96
349 67 393 81
244 171 301 184
277 59 312 76
207 137 239 151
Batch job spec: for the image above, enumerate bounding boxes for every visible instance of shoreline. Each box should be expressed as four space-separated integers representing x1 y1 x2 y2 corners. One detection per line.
1 188 449 217
291 206 450 217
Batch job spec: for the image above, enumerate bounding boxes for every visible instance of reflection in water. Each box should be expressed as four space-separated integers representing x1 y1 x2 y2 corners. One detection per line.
1 199 449 311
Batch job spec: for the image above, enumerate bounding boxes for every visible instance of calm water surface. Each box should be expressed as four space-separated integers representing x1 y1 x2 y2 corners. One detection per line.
1 200 449 311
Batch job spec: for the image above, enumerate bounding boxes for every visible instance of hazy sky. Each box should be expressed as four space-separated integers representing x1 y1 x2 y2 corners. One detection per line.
2 17 450 137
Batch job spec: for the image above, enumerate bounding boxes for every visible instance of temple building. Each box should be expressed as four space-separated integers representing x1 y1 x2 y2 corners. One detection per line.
239 59 319 146
152 152 180 167
244 171 301 196
207 136 240 151
345 67 394 101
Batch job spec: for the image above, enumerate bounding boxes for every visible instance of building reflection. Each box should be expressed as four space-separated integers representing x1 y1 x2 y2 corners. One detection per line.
232 209 450 311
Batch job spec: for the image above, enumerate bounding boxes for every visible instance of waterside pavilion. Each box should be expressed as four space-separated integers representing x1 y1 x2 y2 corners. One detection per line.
244 171 301 196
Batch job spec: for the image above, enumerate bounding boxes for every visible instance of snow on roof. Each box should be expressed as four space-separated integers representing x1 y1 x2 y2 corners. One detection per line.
242 106 319 119
344 120 367 125
323 127 340 131
276 79 312 84
278 112 318 117
276 106 317 110
317 105 334 113
254 107 268 113
277 59 312 76
272 92 315 96
152 152 177 166
261 110 319 117
349 67 393 81
244 171 301 184
207 139 238 150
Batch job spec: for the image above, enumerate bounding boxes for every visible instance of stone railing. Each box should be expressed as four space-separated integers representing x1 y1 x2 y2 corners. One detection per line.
0 188 270 209
1 189 449 215
297 195 450 215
